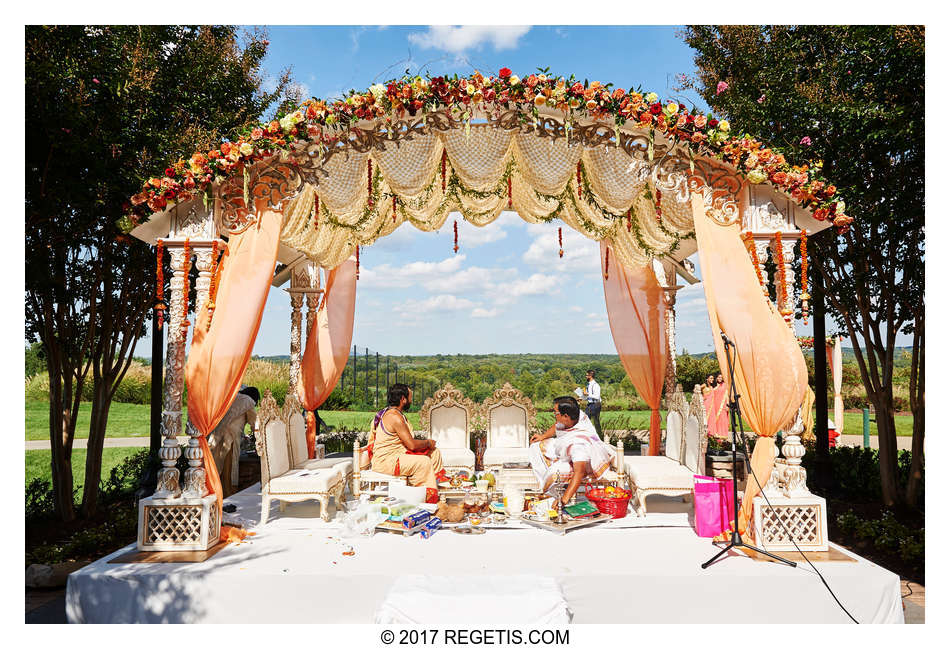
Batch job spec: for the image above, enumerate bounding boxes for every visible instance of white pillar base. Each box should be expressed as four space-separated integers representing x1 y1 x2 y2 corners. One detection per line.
752 493 829 552
136 493 220 552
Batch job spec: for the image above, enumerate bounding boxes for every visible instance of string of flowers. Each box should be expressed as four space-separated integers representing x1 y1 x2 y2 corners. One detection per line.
626 207 633 232
367 159 374 207
558 227 564 258
181 238 191 337
441 149 447 193
773 232 792 325
392 195 397 223
122 68 852 236
742 231 767 295
355 245 360 280
796 336 814 349
800 230 809 325
155 240 165 330
453 220 459 253
654 187 663 222
603 246 610 280
507 176 512 208
206 240 221 332
313 193 319 229
576 162 582 198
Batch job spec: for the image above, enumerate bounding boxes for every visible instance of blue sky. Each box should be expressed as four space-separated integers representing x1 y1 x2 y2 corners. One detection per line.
132 25 878 359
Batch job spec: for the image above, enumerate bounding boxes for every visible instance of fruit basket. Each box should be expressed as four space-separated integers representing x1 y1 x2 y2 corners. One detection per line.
585 485 632 519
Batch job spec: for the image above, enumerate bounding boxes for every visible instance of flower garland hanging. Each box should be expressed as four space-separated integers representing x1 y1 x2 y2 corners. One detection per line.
367 159 374 207
558 227 564 258
355 245 360 280
181 238 191 337
800 230 809 325
154 240 165 330
123 68 853 236
742 231 767 294
603 246 610 280
392 195 397 223
773 231 793 324
576 162 582 198
453 220 459 253
313 193 319 229
626 207 633 232
507 176 512 208
654 187 663 221
441 149 447 193
206 240 221 332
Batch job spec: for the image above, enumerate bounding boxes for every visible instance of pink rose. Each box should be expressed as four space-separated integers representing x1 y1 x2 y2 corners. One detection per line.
800 136 812 146
716 81 729 95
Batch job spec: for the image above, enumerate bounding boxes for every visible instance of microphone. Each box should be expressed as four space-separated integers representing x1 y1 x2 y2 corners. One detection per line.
720 332 734 347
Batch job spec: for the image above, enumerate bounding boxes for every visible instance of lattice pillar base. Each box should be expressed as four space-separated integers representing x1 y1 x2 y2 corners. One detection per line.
752 494 828 552
136 494 220 552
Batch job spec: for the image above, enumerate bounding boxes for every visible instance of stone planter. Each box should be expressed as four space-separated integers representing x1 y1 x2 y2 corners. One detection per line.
706 451 746 480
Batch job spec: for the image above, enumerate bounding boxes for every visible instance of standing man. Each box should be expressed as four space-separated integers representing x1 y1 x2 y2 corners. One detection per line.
583 370 602 437
208 386 259 497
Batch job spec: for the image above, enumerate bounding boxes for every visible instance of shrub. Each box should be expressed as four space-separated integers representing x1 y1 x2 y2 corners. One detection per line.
803 446 924 508
836 511 924 563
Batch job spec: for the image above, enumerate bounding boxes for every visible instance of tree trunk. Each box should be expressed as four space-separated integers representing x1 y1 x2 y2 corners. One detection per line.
904 318 924 507
874 393 900 507
47 358 76 522
81 381 111 518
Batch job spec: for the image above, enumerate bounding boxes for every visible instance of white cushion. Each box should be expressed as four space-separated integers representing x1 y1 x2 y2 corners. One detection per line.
269 466 343 494
430 405 469 449
665 411 683 463
487 405 528 448
483 447 530 467
684 414 701 474
287 411 308 467
264 420 290 479
438 447 475 470
624 456 694 490
296 457 353 473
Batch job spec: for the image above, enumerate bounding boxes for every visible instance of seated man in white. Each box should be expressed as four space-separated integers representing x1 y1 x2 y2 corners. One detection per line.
528 396 615 506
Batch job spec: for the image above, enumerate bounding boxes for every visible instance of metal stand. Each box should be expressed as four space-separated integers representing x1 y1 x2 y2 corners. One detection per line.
701 333 796 570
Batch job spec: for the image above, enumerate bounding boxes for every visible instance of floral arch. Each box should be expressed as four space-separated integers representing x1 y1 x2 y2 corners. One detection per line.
126 69 847 552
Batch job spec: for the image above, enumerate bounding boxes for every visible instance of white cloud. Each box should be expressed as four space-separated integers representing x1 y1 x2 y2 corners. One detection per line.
494 272 563 305
471 307 499 318
408 26 531 53
421 265 514 294
395 294 476 315
358 255 466 289
522 226 601 275
570 305 583 312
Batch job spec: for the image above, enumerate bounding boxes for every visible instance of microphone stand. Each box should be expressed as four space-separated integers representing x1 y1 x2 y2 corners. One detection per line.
701 333 796 569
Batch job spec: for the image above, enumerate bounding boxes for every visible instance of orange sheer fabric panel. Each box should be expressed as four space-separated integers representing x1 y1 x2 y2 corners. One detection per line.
185 210 283 520
600 241 667 455
690 193 807 537
704 384 729 439
297 257 357 458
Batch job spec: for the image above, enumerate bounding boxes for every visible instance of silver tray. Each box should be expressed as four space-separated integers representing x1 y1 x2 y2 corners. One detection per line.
518 512 611 535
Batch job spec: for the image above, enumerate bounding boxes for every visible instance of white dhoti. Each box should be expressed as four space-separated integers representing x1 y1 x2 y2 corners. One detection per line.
529 413 615 493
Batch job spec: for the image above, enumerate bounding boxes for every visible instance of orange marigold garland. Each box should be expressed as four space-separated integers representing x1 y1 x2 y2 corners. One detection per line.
206 240 221 332
155 240 165 330
773 231 792 324
355 245 360 280
313 193 319 229
627 207 633 232
603 246 610 280
558 227 564 258
181 238 191 336
507 176 512 208
576 162 582 198
654 187 663 221
742 231 767 295
392 195 397 223
441 149 447 192
800 230 810 325
453 220 459 253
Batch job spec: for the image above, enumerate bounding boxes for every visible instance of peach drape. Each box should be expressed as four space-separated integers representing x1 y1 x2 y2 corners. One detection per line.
600 241 667 455
827 336 844 435
185 210 283 521
297 257 357 458
690 193 807 539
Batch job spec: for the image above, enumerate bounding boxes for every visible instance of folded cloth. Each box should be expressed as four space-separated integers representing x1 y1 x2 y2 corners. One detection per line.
375 575 572 625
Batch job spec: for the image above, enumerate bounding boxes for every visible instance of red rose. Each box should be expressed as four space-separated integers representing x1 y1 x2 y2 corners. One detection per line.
525 74 538 88
650 103 662 115
708 118 719 129
165 167 175 177
499 67 512 78
183 176 195 190
484 88 496 102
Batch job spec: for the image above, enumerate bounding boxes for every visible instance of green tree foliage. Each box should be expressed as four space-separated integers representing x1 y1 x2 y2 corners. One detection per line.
25 26 292 521
679 26 924 507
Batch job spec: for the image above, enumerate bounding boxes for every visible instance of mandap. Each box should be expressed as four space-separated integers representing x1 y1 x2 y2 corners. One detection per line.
122 69 850 551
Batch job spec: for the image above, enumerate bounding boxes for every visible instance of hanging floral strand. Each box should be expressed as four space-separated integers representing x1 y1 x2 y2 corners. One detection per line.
181 238 191 337
507 176 512 208
603 247 610 280
313 193 319 229
206 240 220 332
576 162 582 198
155 240 165 330
773 231 792 325
626 207 633 232
441 149 447 193
654 187 663 221
453 220 459 253
558 227 564 258
800 230 809 325
392 195 397 223
742 232 767 294
355 245 360 280
367 159 374 207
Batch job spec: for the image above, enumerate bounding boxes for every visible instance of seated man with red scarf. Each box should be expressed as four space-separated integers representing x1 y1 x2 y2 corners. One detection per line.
366 383 445 503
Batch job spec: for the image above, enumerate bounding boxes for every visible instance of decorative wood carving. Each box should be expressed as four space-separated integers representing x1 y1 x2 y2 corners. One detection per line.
688 384 709 475
419 383 477 432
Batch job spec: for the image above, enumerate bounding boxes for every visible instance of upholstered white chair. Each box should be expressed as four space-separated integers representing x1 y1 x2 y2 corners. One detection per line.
255 391 347 525
283 393 354 484
419 384 476 473
481 383 536 470
351 438 408 497
623 385 708 515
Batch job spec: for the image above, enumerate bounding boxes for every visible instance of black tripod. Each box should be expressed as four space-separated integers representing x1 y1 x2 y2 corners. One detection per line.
701 332 796 569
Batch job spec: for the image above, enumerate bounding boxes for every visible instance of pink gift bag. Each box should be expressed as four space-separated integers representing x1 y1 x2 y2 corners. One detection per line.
692 475 735 537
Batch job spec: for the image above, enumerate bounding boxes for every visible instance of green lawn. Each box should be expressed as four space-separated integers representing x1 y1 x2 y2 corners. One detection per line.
25 400 187 441
26 447 144 498
25 399 913 441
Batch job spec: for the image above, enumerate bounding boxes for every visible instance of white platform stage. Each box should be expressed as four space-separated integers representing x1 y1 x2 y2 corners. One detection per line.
66 483 904 624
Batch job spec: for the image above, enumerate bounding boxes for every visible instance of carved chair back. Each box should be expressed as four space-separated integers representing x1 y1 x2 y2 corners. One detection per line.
254 390 288 490
283 392 308 467
482 383 537 449
665 384 688 464
683 385 709 475
419 383 476 450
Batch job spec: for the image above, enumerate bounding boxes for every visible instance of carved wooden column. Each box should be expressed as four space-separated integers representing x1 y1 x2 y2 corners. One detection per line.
771 237 798 328
288 293 304 395
753 239 771 298
154 245 191 498
662 285 682 402
286 260 323 398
